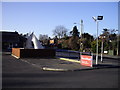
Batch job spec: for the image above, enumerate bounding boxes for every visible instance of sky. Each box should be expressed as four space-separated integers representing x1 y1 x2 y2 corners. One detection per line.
2 2 118 38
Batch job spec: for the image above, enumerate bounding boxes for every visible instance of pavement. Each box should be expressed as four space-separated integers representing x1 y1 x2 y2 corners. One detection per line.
19 58 86 71
19 57 119 72
2 52 120 72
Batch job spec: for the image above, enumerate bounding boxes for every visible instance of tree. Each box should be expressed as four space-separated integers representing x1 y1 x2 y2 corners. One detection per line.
70 26 79 37
81 33 94 51
69 36 79 50
97 28 110 52
39 34 49 41
102 28 110 41
69 26 80 50
53 25 68 39
107 29 118 55
62 39 69 49
91 40 102 53
39 34 49 45
91 40 96 53
100 28 117 51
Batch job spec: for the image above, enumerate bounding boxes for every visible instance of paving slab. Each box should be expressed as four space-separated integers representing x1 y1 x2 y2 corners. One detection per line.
20 58 93 71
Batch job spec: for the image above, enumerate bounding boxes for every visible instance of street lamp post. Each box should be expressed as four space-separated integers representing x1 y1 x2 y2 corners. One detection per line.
80 20 83 52
96 21 99 65
101 38 103 62
92 16 103 65
116 30 119 56
100 35 105 62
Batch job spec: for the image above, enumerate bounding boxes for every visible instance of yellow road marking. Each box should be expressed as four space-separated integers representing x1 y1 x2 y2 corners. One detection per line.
59 58 80 63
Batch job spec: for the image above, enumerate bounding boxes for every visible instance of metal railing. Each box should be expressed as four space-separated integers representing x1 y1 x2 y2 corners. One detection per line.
56 49 80 60
56 49 95 60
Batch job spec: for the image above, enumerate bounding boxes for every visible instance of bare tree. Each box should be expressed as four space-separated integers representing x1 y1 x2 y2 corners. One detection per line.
53 25 68 39
39 34 49 45
39 34 49 41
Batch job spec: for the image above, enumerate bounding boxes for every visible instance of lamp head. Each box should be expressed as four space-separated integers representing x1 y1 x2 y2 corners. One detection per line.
92 16 97 21
97 16 103 20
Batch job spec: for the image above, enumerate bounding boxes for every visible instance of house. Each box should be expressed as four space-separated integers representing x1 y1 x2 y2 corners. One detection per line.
0 31 20 51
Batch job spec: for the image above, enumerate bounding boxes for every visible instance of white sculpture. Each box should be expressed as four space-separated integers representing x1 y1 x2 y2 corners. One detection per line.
25 33 34 49
25 32 44 49
32 34 44 49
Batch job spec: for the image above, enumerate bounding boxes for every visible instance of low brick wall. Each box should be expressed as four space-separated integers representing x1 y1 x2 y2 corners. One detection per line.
12 48 20 58
12 48 56 58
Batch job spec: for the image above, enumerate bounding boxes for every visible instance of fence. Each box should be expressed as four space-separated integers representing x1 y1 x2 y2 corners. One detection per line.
56 49 80 60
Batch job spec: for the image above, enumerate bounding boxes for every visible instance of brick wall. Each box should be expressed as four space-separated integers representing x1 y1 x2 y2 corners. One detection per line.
12 48 56 58
12 48 20 58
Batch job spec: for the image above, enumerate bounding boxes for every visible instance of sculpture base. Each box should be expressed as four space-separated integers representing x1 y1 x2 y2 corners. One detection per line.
12 48 56 59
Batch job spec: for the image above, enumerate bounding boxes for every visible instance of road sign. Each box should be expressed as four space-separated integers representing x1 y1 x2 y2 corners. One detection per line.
81 55 93 67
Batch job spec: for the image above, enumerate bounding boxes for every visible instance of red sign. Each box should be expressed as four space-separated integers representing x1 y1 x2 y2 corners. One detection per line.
81 55 93 67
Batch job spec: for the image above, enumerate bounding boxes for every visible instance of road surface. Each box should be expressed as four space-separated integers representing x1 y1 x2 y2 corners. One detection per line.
2 53 119 88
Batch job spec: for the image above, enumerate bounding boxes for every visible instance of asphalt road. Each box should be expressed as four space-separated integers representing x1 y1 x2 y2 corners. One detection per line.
2 53 119 88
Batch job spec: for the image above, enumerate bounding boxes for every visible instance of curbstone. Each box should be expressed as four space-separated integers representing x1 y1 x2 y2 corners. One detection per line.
42 67 95 72
42 67 69 71
11 54 20 59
